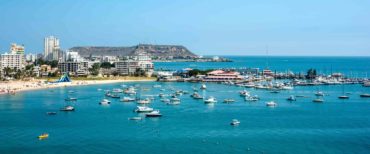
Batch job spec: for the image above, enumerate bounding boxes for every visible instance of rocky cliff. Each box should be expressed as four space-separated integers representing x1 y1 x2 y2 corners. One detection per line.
70 44 198 59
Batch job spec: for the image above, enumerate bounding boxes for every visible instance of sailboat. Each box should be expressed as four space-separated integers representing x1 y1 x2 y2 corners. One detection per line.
338 84 349 99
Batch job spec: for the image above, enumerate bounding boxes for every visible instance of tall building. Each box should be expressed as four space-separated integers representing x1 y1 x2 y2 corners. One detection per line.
44 36 60 61
115 53 154 76
10 43 25 55
25 53 37 62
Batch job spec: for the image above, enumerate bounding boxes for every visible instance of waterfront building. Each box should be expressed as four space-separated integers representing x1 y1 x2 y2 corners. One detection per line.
115 53 154 76
0 53 24 71
203 70 244 82
58 61 89 76
10 43 25 55
44 36 60 61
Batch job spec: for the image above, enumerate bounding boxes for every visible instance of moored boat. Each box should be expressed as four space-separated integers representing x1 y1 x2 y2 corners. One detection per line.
134 106 154 112
266 101 277 107
287 95 296 101
145 110 162 117
230 119 240 125
360 93 370 97
38 133 49 139
99 99 111 105
223 99 235 103
204 96 217 104
60 105 74 111
120 97 135 102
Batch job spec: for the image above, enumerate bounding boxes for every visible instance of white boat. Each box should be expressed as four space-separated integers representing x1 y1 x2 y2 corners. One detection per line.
245 96 259 101
204 96 217 104
120 97 135 102
99 99 111 105
266 101 277 107
315 91 325 96
287 95 296 101
338 95 349 99
60 105 74 111
191 92 203 99
239 90 250 97
124 87 137 94
134 106 154 112
223 99 235 103
158 93 165 98
145 110 162 117
282 86 294 90
153 84 162 88
112 88 123 93
230 119 240 125
244 83 255 88
200 84 207 90
161 98 170 103
313 98 324 103
360 93 370 97
137 98 151 104
128 117 143 120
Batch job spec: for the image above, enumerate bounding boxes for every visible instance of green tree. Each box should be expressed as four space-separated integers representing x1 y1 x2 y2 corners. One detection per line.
100 62 112 69
89 63 101 76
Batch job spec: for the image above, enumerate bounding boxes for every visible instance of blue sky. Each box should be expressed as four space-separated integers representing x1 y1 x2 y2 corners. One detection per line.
0 0 369 56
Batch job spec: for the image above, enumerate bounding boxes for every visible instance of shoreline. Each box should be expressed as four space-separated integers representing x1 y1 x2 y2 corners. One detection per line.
0 78 157 95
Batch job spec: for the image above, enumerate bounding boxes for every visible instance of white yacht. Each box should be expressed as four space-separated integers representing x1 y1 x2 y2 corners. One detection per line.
204 96 217 104
134 106 154 112
99 99 111 105
120 97 135 102
315 91 325 96
223 99 235 103
266 101 277 107
282 85 294 90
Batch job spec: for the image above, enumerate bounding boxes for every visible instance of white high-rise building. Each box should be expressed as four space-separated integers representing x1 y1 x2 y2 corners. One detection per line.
44 36 60 61
1 53 24 71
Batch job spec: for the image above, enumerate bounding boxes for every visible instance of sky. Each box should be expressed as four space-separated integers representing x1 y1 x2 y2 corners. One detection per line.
0 0 369 56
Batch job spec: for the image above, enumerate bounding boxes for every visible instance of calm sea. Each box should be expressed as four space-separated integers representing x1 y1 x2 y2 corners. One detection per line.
1 57 370 153
155 56 370 77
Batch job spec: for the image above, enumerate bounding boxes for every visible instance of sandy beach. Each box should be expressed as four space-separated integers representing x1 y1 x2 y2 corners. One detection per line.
0 77 156 95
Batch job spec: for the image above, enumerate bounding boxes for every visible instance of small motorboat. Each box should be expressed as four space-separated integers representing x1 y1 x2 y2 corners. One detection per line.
134 106 154 112
110 94 120 99
99 99 111 105
287 95 296 101
191 92 203 99
200 84 207 90
266 101 277 107
161 98 170 103
128 117 143 120
223 99 235 103
315 91 325 96
270 90 280 93
60 105 74 111
38 133 49 140
360 93 370 97
230 119 240 125
145 110 162 117
46 112 57 115
158 93 165 98
68 90 75 93
313 98 324 103
112 88 123 93
239 90 250 97
137 98 151 104
168 98 181 105
204 96 217 104
338 95 349 99
245 96 259 101
153 84 162 88
65 97 77 101
120 97 135 102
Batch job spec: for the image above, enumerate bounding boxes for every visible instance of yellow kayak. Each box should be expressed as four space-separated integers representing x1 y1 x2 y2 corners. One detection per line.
38 133 49 139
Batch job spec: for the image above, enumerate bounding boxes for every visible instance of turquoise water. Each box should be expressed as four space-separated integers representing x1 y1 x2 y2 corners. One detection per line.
155 56 370 77
1 81 370 153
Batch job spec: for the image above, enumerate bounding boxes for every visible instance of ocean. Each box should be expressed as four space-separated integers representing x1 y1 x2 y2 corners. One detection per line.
1 56 370 154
